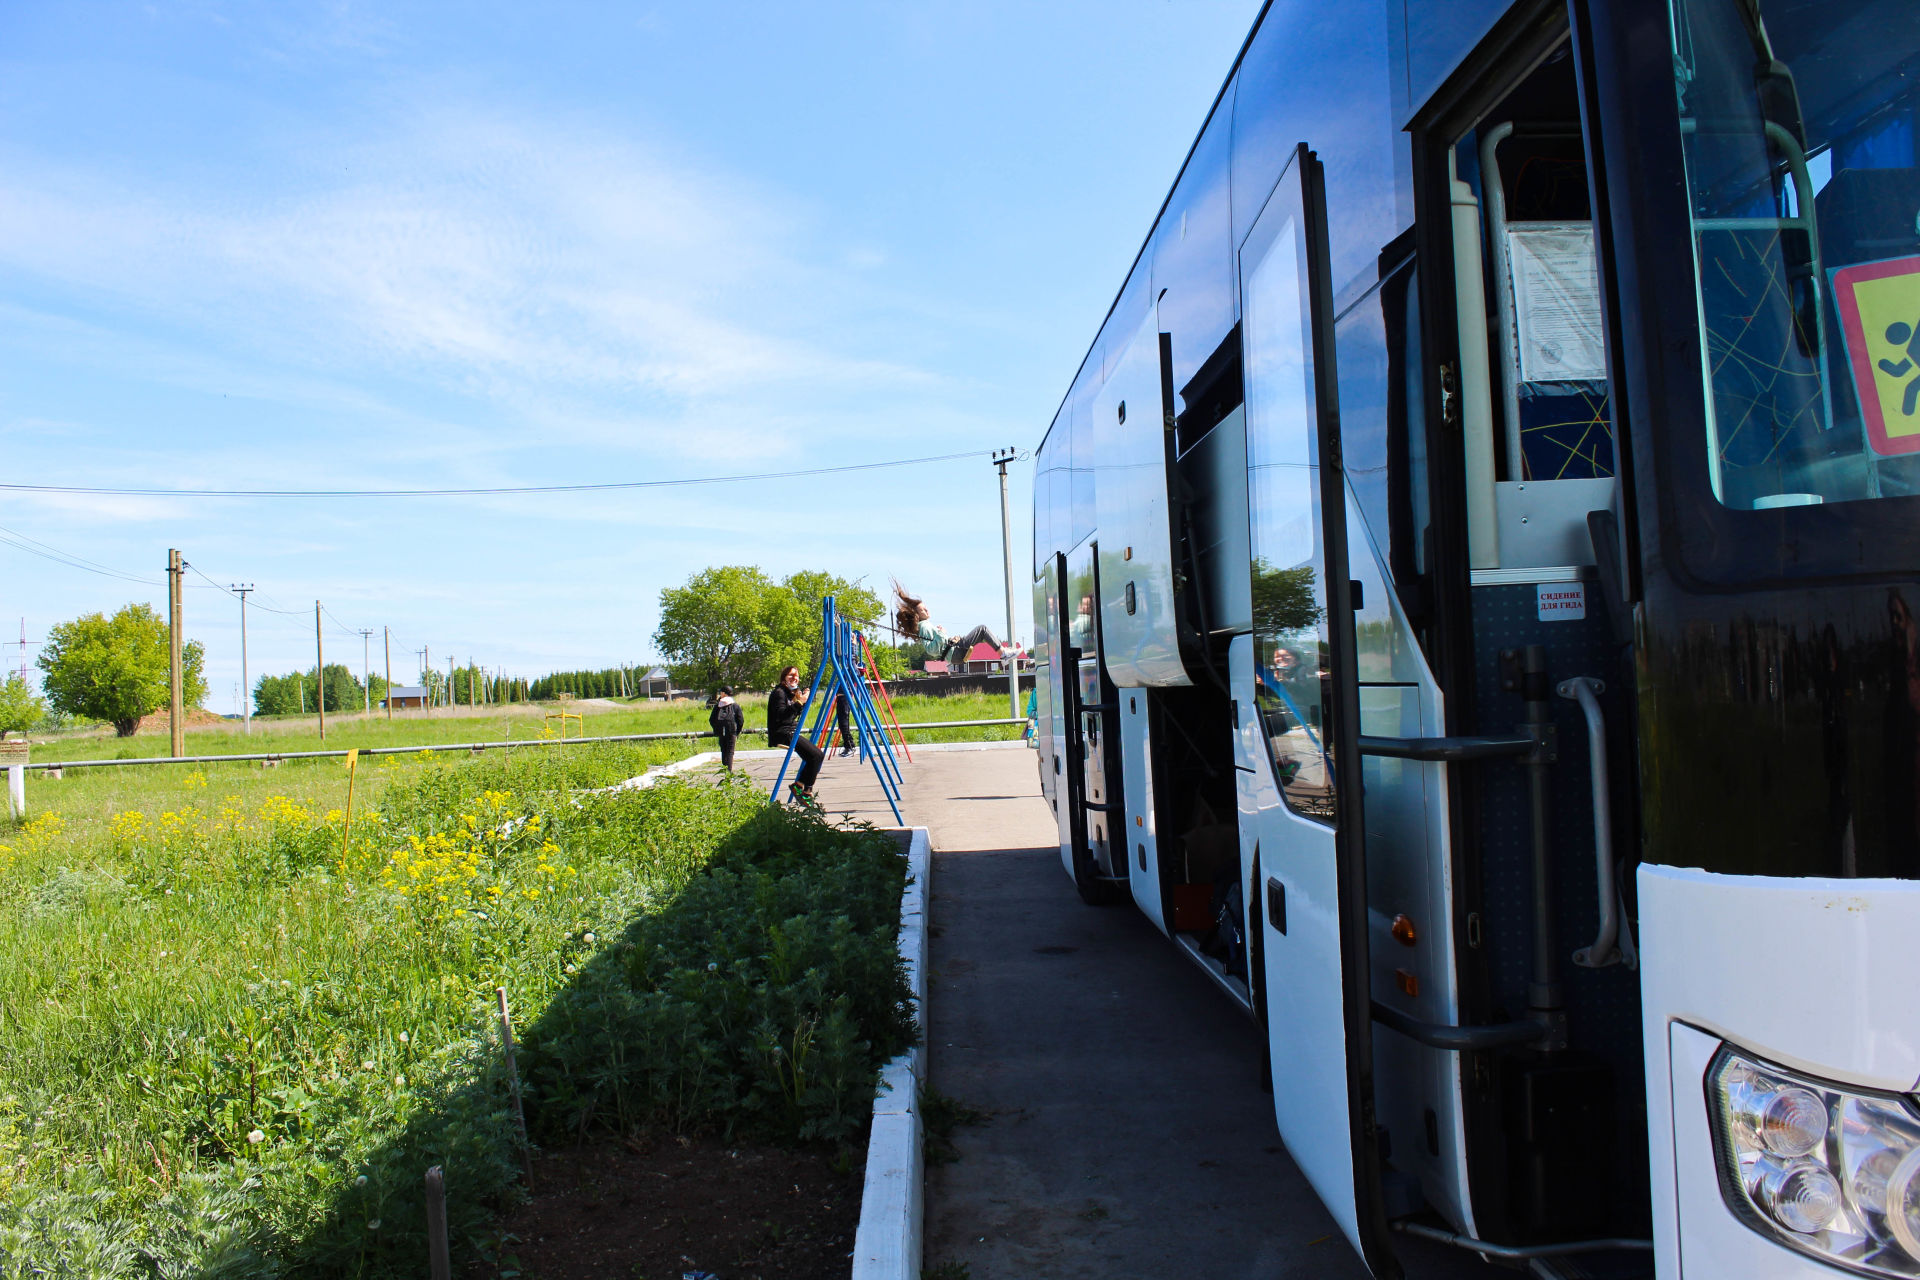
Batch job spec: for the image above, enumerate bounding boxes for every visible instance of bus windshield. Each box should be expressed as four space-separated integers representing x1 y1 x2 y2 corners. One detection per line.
1671 0 1920 512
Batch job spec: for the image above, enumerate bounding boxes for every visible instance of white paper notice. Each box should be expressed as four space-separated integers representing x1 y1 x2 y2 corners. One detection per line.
1508 222 1606 383
1537 582 1587 621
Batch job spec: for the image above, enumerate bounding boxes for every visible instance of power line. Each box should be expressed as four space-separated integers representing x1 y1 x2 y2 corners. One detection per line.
0 449 1020 500
320 603 365 638
0 520 163 585
184 562 310 615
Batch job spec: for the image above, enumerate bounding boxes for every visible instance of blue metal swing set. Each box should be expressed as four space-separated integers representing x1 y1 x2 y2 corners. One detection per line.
769 596 906 823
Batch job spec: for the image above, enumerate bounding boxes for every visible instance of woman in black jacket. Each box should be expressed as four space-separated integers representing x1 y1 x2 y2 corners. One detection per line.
767 665 824 800
708 687 744 772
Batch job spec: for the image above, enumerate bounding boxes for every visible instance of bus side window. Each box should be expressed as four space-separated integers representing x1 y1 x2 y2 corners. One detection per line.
1334 243 1430 603
1244 189 1337 822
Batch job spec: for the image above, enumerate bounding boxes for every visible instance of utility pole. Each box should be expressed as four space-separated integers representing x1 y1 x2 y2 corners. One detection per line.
448 655 454 709
358 629 374 718
231 585 254 733
991 448 1020 721
315 602 326 741
168 549 185 757
384 628 393 721
416 647 429 712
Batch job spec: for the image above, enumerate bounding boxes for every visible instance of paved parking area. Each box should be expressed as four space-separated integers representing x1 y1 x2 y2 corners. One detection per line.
729 741 1496 1278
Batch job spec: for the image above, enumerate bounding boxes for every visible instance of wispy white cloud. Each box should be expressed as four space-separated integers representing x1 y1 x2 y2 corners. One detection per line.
0 99 938 473
0 63 1037 707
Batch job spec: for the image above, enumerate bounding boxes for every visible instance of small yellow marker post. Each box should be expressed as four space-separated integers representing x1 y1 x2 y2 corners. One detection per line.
340 748 360 860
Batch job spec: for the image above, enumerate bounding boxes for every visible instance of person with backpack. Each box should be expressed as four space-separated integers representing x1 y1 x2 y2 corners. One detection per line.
708 687 744 772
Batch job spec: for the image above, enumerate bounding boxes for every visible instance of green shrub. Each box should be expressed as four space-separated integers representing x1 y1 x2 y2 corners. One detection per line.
518 802 914 1147
0 753 912 1277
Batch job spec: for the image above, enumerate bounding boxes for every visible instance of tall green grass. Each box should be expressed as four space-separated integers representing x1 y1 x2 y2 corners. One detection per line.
0 742 911 1276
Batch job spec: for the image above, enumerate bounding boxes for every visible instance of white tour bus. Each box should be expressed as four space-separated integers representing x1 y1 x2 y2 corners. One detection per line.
1030 0 1920 1275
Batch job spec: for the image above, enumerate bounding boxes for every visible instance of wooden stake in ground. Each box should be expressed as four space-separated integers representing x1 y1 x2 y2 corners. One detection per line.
315 602 326 742
424 1165 451 1280
496 987 535 1188
339 749 359 863
168 549 184 758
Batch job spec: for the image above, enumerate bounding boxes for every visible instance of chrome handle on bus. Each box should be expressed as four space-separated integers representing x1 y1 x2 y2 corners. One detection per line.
1557 677 1631 969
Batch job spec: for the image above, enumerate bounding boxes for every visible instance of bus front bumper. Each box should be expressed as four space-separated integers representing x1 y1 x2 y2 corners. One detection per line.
1642 864 1920 1279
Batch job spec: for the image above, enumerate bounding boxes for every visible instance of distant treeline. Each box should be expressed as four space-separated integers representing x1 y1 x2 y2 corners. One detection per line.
251 663 660 714
527 667 651 700
255 665 390 716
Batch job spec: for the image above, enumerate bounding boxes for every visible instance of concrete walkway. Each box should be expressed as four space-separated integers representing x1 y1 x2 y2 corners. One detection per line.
730 741 1495 1278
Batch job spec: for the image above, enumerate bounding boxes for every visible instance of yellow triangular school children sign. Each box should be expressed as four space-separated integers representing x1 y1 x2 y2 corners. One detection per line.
1835 254 1920 456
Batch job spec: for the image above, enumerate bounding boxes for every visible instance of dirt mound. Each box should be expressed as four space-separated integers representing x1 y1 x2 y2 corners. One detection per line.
134 706 228 734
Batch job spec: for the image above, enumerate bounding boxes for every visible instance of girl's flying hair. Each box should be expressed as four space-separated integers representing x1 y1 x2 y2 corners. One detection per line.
892 579 924 640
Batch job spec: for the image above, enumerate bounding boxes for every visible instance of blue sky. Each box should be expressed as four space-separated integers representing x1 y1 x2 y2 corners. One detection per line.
0 0 1260 711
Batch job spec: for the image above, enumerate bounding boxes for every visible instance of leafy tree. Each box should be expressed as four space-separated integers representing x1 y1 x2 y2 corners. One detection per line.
655 566 888 692
866 642 907 681
655 566 786 692
253 665 365 716
39 604 207 736
0 675 45 736
1250 559 1324 640
253 671 307 717
778 570 883 680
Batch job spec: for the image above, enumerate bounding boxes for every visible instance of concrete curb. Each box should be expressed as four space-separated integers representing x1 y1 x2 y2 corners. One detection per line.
852 826 931 1280
609 739 1029 791
604 751 722 791
896 739 1030 754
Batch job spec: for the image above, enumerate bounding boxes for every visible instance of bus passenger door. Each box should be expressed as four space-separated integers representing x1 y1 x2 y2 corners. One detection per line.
1068 542 1127 905
1044 551 1086 884
1032 569 1057 811
1236 143 1398 1276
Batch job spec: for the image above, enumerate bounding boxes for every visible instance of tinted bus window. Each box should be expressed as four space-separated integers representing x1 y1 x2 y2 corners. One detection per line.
1069 383 1098 548
1335 253 1427 585
1244 187 1336 823
1672 0 1920 512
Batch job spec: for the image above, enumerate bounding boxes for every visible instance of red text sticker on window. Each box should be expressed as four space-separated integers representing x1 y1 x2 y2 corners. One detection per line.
1834 255 1920 456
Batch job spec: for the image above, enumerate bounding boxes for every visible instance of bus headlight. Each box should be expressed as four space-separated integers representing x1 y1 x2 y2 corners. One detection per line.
1710 1047 1920 1276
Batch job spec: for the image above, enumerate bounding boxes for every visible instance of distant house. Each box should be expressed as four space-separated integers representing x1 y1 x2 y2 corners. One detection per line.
962 642 1031 673
639 667 672 699
385 685 430 710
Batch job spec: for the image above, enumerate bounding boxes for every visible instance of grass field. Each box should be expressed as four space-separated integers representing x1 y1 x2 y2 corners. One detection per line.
12 692 1023 856
0 686 994 1274
0 734 912 1275
27 689 1024 767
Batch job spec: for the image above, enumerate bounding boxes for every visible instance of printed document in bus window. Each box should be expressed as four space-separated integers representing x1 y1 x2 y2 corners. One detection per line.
1508 222 1605 384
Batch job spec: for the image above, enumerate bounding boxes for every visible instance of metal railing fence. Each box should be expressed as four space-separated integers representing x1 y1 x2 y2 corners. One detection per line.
23 719 1027 772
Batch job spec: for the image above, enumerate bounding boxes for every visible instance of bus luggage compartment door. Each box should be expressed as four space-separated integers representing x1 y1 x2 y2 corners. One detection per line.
1117 689 1166 930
